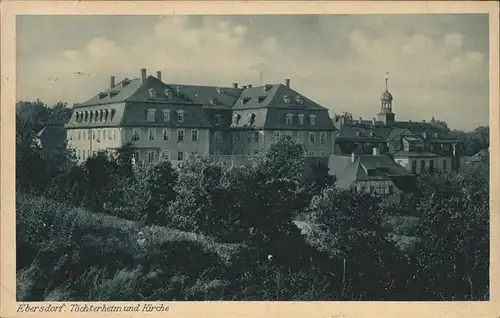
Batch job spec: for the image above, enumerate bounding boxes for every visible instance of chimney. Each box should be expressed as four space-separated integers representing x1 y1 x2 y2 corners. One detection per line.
372 118 376 126
423 120 426 123
110 76 115 89
373 147 380 156
351 152 357 163
242 85 247 89
285 78 290 88
248 84 253 88
233 83 238 89
140 68 147 84
156 71 162 81
358 117 363 124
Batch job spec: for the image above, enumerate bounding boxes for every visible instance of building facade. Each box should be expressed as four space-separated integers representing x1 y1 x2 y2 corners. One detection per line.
331 77 464 174
65 69 335 166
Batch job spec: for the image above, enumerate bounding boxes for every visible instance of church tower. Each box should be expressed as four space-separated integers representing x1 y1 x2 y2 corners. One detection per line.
377 74 395 125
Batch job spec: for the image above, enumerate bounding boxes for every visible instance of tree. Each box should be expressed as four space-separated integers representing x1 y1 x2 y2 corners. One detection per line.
143 160 178 225
306 187 408 300
452 126 489 155
411 165 489 300
253 136 305 182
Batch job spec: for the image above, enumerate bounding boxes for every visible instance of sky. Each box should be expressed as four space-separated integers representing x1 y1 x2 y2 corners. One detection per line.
16 14 489 130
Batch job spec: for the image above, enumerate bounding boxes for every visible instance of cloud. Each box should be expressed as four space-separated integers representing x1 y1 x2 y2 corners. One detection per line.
17 15 489 130
87 37 118 59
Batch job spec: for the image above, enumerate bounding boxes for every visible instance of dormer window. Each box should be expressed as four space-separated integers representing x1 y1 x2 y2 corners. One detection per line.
356 131 362 137
298 114 304 125
215 114 221 126
434 132 439 138
147 109 156 122
164 88 172 99
148 88 157 98
310 114 316 126
121 78 130 88
296 95 304 104
209 98 216 106
283 95 291 104
110 91 119 98
369 132 375 137
176 110 185 123
422 132 427 139
216 87 221 95
264 84 272 93
257 96 266 104
176 86 181 96
240 97 251 106
98 92 107 100
286 113 293 125
194 92 199 100
163 109 171 122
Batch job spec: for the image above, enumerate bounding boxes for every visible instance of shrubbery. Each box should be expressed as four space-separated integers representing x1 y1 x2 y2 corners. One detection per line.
15 101 490 301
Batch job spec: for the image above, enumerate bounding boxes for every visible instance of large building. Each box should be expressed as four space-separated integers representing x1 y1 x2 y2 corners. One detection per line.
65 68 335 166
331 77 464 175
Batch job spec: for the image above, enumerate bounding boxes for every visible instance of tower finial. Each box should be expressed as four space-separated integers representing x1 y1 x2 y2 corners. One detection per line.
385 72 389 91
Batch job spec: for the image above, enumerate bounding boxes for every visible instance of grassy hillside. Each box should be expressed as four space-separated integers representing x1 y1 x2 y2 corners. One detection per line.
16 194 241 301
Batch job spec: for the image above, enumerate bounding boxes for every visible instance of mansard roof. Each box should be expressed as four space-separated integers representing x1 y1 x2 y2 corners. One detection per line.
69 72 333 130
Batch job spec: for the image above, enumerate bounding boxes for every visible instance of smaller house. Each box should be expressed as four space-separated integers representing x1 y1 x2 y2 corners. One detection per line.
328 150 417 203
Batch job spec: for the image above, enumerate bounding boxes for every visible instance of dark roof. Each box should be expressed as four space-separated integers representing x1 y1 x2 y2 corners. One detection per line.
334 123 393 140
68 75 332 130
391 121 448 134
329 154 415 190
233 84 327 110
392 150 439 158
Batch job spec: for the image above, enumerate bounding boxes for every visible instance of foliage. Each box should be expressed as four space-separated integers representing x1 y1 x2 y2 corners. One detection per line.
410 164 489 300
306 187 410 300
15 103 490 301
452 126 489 156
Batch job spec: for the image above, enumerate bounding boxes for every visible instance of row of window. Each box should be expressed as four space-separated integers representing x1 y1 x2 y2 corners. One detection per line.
76 149 100 160
285 113 316 126
131 128 224 143
134 150 188 163
272 131 328 144
68 129 117 141
355 182 395 195
401 158 448 173
146 109 186 123
232 113 317 126
74 109 116 123
127 128 332 144
403 143 450 152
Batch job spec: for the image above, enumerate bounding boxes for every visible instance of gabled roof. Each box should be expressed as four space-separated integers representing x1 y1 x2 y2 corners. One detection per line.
232 84 327 110
77 78 144 107
329 154 415 190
